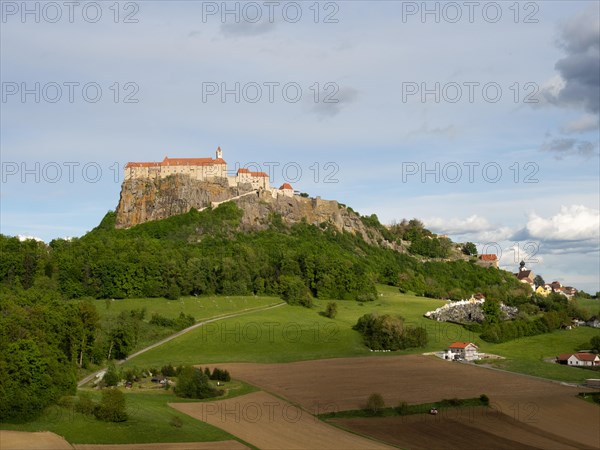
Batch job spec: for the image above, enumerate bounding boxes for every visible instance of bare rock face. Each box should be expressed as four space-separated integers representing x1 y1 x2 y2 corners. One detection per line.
114 175 383 244
234 190 378 243
114 175 253 228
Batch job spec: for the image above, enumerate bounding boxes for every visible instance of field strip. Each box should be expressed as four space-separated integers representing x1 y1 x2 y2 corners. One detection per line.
78 302 285 387
72 441 249 450
0 431 74 450
169 391 394 450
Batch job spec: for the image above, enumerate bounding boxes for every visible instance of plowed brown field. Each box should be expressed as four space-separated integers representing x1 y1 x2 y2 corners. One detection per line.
207 355 600 449
170 391 392 450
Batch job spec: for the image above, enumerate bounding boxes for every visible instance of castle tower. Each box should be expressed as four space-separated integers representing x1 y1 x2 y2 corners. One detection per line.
216 146 223 160
519 260 527 271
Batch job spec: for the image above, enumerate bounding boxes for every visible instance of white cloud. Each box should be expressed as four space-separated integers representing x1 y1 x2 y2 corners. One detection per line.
562 114 600 133
525 205 599 242
425 214 492 235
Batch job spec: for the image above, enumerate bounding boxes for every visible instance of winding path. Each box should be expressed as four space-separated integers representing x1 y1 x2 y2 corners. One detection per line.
78 301 286 387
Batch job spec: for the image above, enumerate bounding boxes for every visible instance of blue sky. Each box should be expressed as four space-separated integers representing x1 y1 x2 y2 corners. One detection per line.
1 1 599 293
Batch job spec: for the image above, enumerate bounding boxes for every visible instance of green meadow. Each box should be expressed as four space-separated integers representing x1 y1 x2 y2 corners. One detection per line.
123 285 600 384
1 381 257 446
91 295 280 321
123 286 468 367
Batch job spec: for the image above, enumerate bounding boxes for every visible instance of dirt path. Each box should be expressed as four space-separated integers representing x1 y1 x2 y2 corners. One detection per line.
78 302 285 387
170 391 393 450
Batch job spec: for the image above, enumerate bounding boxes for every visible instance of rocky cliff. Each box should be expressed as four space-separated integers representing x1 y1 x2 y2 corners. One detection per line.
115 175 254 228
115 175 384 245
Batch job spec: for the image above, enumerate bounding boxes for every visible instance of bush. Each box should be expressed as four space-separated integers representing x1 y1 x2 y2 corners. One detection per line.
324 301 338 319
279 275 313 308
356 292 376 303
94 389 127 422
396 401 409 415
75 393 96 415
103 363 120 387
210 368 231 382
161 364 176 377
366 393 385 415
353 313 428 350
165 284 181 300
169 416 183 428
480 394 490 406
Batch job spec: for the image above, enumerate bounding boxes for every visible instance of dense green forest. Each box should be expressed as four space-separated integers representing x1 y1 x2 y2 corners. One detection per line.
0 202 535 422
1 203 530 303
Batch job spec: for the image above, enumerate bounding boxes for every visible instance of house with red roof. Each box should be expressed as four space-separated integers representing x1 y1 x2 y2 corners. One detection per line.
556 352 600 366
445 342 479 361
568 353 600 367
278 183 294 198
477 254 498 268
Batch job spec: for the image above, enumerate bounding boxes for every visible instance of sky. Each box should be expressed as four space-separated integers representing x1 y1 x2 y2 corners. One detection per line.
1 1 599 293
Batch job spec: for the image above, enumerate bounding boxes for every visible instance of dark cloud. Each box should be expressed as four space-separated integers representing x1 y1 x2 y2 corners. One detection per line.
540 6 600 114
310 86 358 117
540 138 598 159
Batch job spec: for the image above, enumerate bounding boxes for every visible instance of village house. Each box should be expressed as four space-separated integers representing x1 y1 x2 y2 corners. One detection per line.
514 261 535 291
124 147 295 198
556 353 600 367
445 342 479 361
477 254 499 268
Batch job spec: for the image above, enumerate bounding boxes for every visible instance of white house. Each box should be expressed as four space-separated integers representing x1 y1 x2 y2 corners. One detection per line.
445 342 479 361
567 353 600 367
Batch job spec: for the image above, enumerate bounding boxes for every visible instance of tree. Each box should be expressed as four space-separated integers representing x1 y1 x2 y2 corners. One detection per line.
589 335 600 353
534 275 545 288
366 393 385 415
482 299 501 324
279 275 312 308
174 366 222 399
94 388 128 422
103 362 120 387
462 242 477 256
324 301 338 319
353 313 428 350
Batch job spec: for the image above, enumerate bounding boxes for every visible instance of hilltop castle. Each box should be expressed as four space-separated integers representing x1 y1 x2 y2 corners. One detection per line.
125 147 294 197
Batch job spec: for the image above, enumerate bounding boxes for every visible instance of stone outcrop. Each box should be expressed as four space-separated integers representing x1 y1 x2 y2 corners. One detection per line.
425 299 518 323
115 175 255 228
114 175 385 244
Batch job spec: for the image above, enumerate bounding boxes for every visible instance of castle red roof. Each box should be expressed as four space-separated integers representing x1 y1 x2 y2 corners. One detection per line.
279 183 293 190
478 254 497 261
237 168 268 177
125 156 226 169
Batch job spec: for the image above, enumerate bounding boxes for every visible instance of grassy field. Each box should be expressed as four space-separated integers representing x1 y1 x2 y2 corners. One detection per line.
90 295 281 321
478 327 600 383
122 286 480 368
76 295 282 371
574 296 600 318
0 380 257 445
122 285 600 384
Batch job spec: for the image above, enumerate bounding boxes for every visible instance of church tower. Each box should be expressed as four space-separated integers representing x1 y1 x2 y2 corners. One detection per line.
216 146 223 160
